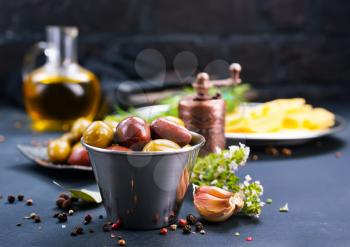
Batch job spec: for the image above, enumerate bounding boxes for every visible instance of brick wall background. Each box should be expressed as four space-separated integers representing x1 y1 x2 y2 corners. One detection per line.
0 0 349 105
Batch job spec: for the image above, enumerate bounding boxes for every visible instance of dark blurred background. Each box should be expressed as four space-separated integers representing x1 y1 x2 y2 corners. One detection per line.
0 0 349 107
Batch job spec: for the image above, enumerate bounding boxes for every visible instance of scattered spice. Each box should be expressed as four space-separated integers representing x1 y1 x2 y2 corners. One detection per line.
281 148 292 156
234 232 240 236
279 203 289 212
33 215 41 223
200 230 206 235
17 194 24 201
99 215 104 219
59 193 70 200
53 212 60 218
7 195 15 204
245 236 253 241
335 152 342 158
169 224 177 231
58 213 68 223
56 198 65 208
117 236 123 240
71 226 83 236
118 239 126 246
186 214 197 225
178 219 187 228
68 209 74 216
30 213 37 219
103 223 112 232
26 199 33 206
266 198 273 204
89 229 94 233
112 219 121 230
160 228 168 235
62 225 66 229
265 146 279 156
252 154 259 161
16 223 22 227
61 199 72 211
182 225 191 234
195 222 203 232
84 214 92 224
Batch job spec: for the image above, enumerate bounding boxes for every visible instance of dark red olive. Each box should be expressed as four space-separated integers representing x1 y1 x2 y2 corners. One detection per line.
106 145 130 151
150 118 192 147
115 117 151 150
67 144 91 166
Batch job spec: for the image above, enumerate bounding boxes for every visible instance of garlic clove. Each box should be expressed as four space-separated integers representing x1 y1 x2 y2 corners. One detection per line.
193 185 244 222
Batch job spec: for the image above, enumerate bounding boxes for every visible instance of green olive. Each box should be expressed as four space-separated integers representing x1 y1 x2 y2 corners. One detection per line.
103 120 119 130
83 121 114 148
163 116 185 127
70 118 92 140
142 139 180 152
48 139 71 163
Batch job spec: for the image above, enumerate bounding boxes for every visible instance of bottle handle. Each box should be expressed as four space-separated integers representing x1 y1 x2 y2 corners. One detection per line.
22 41 48 79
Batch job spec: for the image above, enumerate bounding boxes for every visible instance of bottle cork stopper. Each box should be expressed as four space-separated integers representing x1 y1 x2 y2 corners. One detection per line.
229 63 242 84
193 72 212 99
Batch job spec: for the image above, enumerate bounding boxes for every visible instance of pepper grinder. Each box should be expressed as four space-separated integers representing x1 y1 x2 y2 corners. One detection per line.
178 63 242 156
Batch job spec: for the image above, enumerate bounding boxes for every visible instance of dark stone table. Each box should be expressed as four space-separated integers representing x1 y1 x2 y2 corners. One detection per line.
0 104 349 247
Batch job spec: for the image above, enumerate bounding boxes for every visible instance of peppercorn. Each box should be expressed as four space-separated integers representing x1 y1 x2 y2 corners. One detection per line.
26 199 33 206
245 236 253 241
118 239 126 246
183 225 191 234
112 219 121 230
195 222 204 232
68 209 74 216
200 230 206 235
99 215 103 219
58 213 68 223
103 223 112 232
33 215 41 223
56 198 65 208
61 199 72 211
59 193 70 200
160 228 168 235
53 212 60 218
75 227 83 235
17 194 24 201
84 214 92 224
178 219 187 227
89 229 94 233
186 214 197 225
7 195 15 204
70 231 77 236
30 213 37 219
16 223 22 227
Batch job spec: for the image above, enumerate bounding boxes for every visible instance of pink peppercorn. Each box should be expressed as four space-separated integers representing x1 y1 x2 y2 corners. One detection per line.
245 236 253 241
160 228 168 235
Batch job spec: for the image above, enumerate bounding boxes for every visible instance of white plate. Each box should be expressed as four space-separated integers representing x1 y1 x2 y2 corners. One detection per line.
134 104 346 146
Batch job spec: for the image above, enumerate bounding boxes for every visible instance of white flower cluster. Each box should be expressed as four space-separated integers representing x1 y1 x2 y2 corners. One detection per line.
240 174 264 217
225 143 250 172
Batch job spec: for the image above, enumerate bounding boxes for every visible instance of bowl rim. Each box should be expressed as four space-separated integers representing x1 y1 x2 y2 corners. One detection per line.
81 131 205 156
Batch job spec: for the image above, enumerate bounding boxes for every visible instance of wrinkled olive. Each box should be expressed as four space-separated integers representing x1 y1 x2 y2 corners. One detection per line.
48 139 71 163
67 143 91 166
83 121 114 148
71 118 92 140
163 116 185 127
106 144 130 152
142 139 180 152
115 116 151 151
150 118 192 147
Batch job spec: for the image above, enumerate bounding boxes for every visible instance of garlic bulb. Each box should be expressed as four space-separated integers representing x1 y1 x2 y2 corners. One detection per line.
193 185 244 222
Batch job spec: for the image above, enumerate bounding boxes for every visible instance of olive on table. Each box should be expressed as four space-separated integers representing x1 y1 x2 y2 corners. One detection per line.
60 132 76 144
106 144 130 152
48 139 71 163
67 143 91 166
142 139 180 152
83 121 114 148
150 118 192 147
115 116 151 151
70 118 92 140
163 116 185 127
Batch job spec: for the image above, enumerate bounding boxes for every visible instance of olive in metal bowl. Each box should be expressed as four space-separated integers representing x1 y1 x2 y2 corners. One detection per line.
115 116 151 151
67 143 91 166
142 139 180 152
83 121 114 148
106 144 130 151
150 118 192 147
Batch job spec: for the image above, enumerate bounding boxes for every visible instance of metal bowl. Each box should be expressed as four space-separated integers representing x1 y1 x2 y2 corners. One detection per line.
82 132 205 229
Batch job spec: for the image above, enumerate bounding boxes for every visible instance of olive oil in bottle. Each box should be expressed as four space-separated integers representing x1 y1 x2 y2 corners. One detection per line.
23 26 100 131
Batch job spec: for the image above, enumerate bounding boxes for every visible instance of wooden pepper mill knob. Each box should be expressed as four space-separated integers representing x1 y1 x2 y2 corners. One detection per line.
192 72 212 100
229 63 242 84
